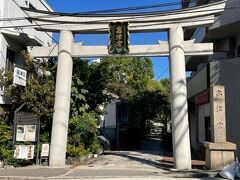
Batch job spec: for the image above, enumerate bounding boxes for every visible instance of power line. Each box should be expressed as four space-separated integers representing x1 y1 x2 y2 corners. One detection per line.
156 66 169 80
77 0 232 14
0 0 230 41
36 0 58 57
20 4 236 26
0 4 233 31
25 0 226 15
0 1 235 25
7 0 58 62
23 0 228 17
11 0 58 43
0 1 183 22
77 1 181 14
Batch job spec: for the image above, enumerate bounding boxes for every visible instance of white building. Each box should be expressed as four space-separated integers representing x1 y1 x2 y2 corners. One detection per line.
100 95 128 149
184 0 240 159
0 0 52 104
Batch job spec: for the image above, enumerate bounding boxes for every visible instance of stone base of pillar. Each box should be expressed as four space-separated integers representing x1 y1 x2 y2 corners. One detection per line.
204 142 236 170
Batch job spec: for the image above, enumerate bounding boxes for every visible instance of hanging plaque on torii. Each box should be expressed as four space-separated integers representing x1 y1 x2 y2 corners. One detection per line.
108 22 129 54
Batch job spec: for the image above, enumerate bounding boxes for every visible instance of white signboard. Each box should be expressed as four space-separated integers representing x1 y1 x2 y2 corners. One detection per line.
16 125 36 142
13 67 27 86
41 144 50 157
25 125 36 141
14 145 35 159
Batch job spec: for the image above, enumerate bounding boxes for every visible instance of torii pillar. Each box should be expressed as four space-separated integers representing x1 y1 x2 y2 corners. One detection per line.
49 30 74 167
169 26 191 169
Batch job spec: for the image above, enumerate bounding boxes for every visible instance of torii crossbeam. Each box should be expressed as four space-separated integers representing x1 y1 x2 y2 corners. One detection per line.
25 0 226 170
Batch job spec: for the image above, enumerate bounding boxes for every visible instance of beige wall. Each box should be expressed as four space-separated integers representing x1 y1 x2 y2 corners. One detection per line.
197 103 210 144
187 66 208 98
210 58 240 157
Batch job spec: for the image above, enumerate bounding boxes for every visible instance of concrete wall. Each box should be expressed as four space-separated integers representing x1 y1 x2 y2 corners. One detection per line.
210 0 240 30
215 38 231 52
0 0 52 103
237 35 240 48
100 100 118 147
189 103 210 159
187 66 208 98
209 58 240 157
197 103 210 144
187 0 240 159
0 0 5 72
2 0 52 46
104 100 117 129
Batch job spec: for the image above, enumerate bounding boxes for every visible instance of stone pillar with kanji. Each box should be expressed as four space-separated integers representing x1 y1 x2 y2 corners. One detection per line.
204 85 236 170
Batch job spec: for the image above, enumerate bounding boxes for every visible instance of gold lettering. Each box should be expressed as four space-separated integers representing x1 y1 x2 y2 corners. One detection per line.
116 26 123 34
116 34 123 41
116 40 123 47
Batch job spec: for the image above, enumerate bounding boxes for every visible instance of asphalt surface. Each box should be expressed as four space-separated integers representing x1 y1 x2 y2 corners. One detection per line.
0 137 222 179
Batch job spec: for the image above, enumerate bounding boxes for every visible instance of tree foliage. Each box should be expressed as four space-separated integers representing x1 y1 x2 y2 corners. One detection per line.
98 57 154 99
91 57 170 145
0 51 171 159
3 51 56 119
69 58 112 118
0 53 110 161
0 119 13 161
68 112 98 148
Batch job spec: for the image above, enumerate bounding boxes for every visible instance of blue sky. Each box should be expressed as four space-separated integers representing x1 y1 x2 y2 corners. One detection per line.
46 0 182 80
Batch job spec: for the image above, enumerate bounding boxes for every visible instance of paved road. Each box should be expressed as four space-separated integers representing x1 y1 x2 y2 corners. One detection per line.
64 137 166 177
0 137 220 179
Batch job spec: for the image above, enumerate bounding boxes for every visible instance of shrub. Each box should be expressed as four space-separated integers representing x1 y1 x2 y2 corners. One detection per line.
0 119 13 162
67 112 100 157
0 119 35 166
66 144 88 158
8 159 34 167
88 139 101 154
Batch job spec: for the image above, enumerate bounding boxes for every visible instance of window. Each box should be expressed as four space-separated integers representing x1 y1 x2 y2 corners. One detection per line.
6 48 15 72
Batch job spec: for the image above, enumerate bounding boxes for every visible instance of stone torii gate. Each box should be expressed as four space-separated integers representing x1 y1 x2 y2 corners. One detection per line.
24 0 226 170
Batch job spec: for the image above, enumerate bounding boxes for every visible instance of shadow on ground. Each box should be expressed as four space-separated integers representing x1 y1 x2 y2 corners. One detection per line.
102 137 219 178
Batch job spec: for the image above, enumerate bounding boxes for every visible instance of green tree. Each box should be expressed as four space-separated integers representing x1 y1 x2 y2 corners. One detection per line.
70 58 111 116
93 57 170 146
128 83 170 140
98 57 154 99
0 119 13 161
1 51 56 141
0 53 107 160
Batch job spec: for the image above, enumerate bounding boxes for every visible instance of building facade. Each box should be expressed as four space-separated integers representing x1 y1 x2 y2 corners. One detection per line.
185 0 240 158
0 0 52 104
99 95 128 149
